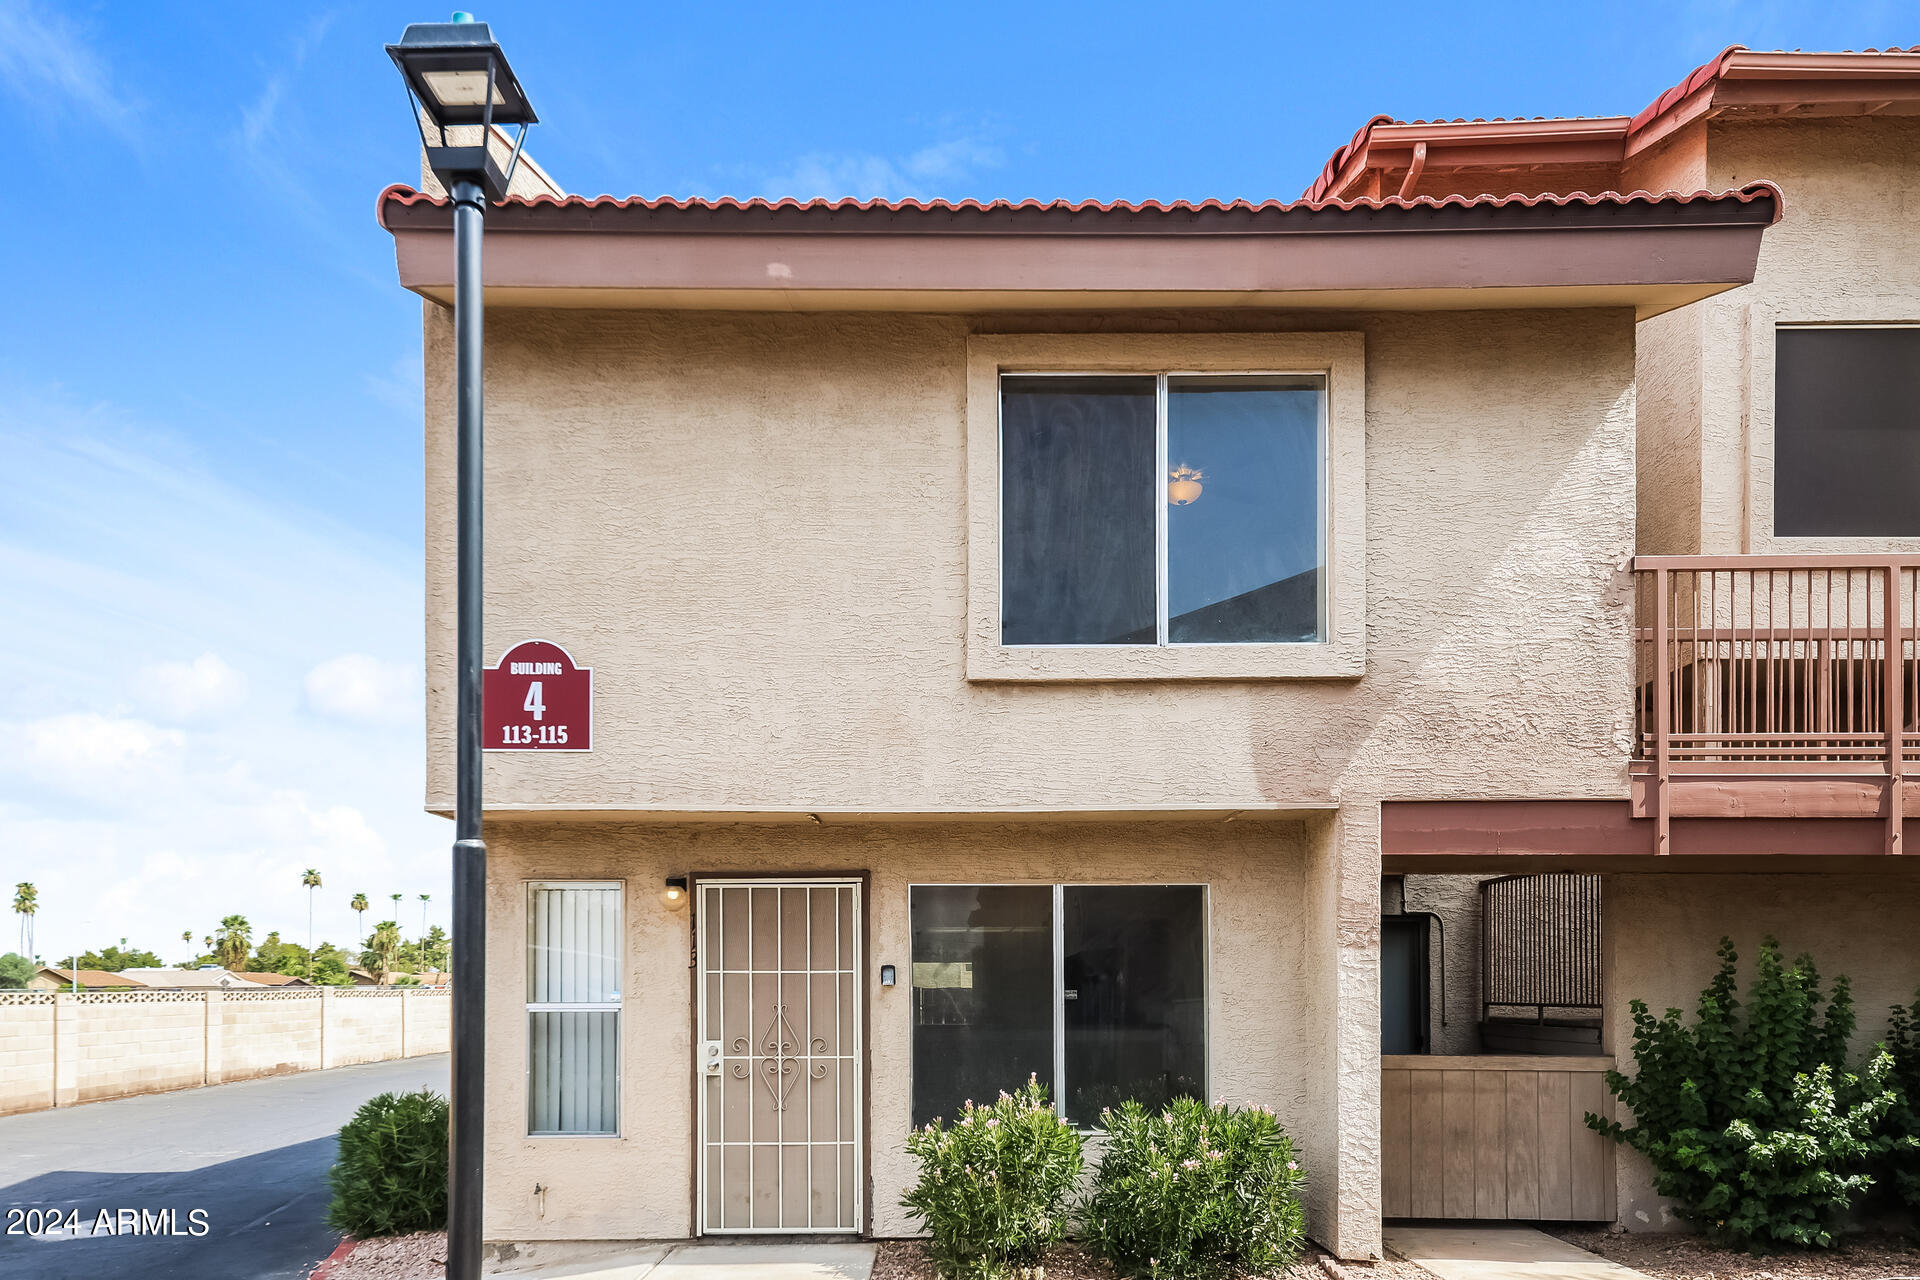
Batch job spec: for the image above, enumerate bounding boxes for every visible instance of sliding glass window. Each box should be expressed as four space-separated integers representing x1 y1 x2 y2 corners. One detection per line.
909 884 1206 1127
1000 374 1326 646
527 881 621 1136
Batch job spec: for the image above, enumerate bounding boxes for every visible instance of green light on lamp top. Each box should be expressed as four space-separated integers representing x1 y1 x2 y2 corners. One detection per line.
451 10 475 21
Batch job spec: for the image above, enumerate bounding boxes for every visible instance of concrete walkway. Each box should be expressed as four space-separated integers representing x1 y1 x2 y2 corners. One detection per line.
1384 1226 1652 1280
490 1242 877 1280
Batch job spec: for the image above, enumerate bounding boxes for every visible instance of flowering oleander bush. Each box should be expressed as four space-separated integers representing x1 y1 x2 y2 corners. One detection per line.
327 1089 449 1236
1082 1097 1307 1280
901 1078 1085 1280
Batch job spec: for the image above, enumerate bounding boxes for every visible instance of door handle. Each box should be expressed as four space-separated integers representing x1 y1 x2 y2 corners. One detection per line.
702 1040 723 1075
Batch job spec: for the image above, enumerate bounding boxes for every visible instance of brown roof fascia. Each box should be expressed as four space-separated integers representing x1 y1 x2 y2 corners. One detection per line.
379 186 1779 311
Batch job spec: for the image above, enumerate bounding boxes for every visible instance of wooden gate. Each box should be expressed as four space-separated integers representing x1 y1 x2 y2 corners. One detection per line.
1381 1055 1616 1221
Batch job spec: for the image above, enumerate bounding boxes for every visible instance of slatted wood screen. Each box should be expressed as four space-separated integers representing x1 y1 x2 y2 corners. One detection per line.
1381 1056 1616 1221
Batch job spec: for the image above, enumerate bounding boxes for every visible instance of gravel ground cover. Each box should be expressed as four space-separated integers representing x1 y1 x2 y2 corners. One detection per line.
317 1235 1439 1280
313 1231 447 1280
871 1240 1433 1280
1554 1229 1920 1280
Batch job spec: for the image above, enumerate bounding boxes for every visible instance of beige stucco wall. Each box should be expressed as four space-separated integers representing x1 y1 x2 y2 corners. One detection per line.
424 306 1639 817
1634 116 1920 555
477 819 1401 1250
1603 873 1920 1231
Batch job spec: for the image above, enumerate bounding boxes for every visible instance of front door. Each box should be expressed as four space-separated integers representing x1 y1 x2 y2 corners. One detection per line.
696 879 862 1234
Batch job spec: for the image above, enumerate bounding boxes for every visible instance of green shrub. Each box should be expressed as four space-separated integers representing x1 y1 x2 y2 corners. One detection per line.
1082 1097 1306 1280
327 1089 449 1236
1591 937 1897 1251
1886 988 1920 1218
901 1078 1084 1280
0 953 33 990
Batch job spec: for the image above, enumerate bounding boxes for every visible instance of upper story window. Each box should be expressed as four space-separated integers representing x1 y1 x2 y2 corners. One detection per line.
964 333 1364 681
1000 373 1326 646
1774 325 1920 538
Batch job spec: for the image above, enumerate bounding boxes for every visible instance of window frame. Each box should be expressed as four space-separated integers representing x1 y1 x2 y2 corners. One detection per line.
524 878 624 1139
906 881 1211 1130
966 332 1365 681
1750 316 1920 553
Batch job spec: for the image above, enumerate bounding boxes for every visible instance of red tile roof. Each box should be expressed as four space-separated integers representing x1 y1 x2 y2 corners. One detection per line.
1308 45 1920 202
378 182 1782 228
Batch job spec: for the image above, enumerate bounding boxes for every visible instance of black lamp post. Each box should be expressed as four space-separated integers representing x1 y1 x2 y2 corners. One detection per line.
387 16 536 1280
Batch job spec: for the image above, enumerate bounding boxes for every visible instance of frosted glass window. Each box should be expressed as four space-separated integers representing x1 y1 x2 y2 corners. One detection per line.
527 882 621 1135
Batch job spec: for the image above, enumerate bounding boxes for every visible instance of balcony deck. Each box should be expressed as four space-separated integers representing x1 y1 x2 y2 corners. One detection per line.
1635 554 1920 854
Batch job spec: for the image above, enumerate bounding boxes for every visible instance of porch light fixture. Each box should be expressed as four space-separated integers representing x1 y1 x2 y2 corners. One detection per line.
1168 464 1205 506
662 876 690 910
387 13 538 1280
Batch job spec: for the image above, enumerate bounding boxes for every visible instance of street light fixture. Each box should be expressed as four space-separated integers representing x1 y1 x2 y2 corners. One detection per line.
387 14 537 1280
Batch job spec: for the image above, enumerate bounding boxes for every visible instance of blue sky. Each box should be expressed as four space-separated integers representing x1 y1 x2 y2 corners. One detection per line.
0 0 1911 962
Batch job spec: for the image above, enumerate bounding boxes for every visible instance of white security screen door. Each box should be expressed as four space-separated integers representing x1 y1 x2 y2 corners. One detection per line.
696 880 862 1234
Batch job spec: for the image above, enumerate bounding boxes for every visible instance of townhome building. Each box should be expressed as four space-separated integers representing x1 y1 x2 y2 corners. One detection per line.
1313 44 1920 1235
378 44 1916 1259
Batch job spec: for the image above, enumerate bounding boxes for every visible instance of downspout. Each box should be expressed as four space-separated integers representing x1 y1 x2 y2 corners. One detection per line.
1396 142 1429 200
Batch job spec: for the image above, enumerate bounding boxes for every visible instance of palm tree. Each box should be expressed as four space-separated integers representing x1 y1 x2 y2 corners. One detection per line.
13 883 36 958
418 893 431 941
301 869 323 979
214 915 252 972
390 893 404 938
350 893 369 945
365 920 403 985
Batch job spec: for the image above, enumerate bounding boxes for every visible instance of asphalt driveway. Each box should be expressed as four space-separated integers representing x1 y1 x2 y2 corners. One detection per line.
0 1054 449 1280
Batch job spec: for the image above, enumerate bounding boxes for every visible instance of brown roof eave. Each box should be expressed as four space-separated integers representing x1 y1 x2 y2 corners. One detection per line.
379 184 1779 308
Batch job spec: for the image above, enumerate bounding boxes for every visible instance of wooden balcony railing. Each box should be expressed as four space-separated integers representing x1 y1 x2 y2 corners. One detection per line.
1634 555 1920 854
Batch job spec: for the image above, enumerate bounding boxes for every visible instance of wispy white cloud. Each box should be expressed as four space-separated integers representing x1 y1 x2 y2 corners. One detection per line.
364 354 425 414
305 654 419 726
231 10 365 262
137 653 250 724
753 132 1004 202
0 0 138 137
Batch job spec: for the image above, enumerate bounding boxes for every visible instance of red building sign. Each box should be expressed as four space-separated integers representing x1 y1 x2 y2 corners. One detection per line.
483 640 592 752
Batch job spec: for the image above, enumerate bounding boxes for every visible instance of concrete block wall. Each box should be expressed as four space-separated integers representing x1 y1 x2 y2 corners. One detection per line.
220 993 325 1081
73 993 206 1104
0 994 57 1115
324 991 408 1067
0 988 448 1114
405 989 449 1056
